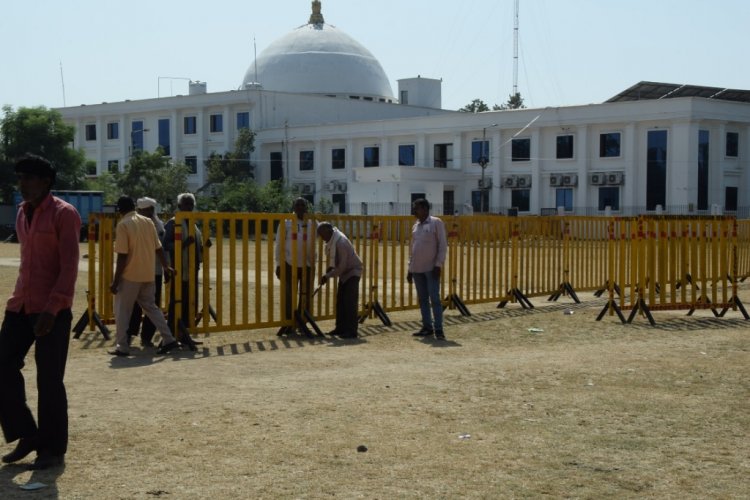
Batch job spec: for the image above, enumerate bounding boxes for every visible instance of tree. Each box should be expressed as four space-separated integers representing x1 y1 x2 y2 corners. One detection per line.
459 99 490 113
0 105 88 203
494 92 526 110
111 149 189 210
205 128 256 184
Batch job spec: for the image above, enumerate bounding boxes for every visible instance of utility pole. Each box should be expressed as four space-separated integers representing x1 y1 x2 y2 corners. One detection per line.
513 0 519 96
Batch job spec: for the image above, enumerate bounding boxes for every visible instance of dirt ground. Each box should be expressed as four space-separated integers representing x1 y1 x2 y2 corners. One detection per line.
0 242 748 499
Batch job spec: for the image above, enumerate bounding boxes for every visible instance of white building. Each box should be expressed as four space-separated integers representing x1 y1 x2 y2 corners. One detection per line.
58 1 750 216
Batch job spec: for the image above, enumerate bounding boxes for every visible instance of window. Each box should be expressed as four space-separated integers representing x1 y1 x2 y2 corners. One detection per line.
364 147 379 167
106 122 119 140
598 186 620 211
270 152 283 180
85 124 96 141
300 150 314 171
599 132 621 158
511 138 530 162
511 189 530 212
646 130 668 210
471 190 488 213
434 143 453 168
472 140 489 164
556 135 574 159
158 119 170 156
398 145 415 166
443 190 455 216
698 130 709 210
184 155 198 174
400 90 408 105
332 193 346 214
555 188 573 211
184 116 197 135
236 112 250 130
86 162 97 176
726 186 738 211
107 160 119 173
131 121 145 152
210 114 223 133
726 132 739 157
332 148 345 169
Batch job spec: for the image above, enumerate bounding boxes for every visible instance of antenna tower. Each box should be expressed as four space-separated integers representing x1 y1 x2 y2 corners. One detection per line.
513 0 519 96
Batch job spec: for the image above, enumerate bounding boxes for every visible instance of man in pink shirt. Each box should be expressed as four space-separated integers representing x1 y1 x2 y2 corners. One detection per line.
407 198 448 340
0 154 81 470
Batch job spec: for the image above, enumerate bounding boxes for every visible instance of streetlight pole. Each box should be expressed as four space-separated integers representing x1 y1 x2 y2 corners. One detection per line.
478 123 497 213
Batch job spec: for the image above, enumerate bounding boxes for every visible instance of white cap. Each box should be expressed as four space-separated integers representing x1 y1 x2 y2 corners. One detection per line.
136 197 157 209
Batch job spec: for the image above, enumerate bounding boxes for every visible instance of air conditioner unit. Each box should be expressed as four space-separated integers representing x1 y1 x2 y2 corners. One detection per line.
502 176 516 188
607 172 624 185
478 178 492 189
562 174 578 186
326 180 338 191
301 183 316 194
589 173 606 185
336 181 347 192
293 183 306 192
516 175 532 188
550 174 563 187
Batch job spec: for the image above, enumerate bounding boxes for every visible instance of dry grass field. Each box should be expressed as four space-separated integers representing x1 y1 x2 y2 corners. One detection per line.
0 241 748 499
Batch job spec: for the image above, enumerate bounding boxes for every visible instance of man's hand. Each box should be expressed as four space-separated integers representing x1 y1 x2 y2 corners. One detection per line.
163 267 175 283
275 266 281 280
319 274 328 286
406 272 413 284
34 312 56 337
109 281 119 295
432 267 441 279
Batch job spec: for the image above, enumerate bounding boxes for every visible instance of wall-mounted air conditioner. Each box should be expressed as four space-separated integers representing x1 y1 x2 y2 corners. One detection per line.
326 180 338 191
550 174 563 187
478 178 493 189
301 183 316 194
562 174 578 186
336 181 348 192
502 176 516 188
516 175 532 188
589 173 606 185
607 172 624 185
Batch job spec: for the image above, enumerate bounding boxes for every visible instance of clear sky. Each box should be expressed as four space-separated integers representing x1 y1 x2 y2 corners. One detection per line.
2 0 748 113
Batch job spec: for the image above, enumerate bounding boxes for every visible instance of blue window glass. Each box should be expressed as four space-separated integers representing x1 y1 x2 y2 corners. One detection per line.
646 130 667 210
511 138 530 162
555 188 573 211
158 119 170 156
556 135 574 159
598 186 620 211
364 147 379 167
599 132 621 158
332 148 345 169
300 150 314 171
210 114 223 133
511 189 530 211
698 130 709 210
131 121 145 152
107 122 119 140
184 116 197 135
726 132 738 157
236 112 250 130
184 156 198 174
85 124 97 141
472 140 489 164
726 186 738 211
398 145 415 166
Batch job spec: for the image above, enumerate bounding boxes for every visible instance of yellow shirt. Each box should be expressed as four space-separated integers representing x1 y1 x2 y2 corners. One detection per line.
114 211 162 282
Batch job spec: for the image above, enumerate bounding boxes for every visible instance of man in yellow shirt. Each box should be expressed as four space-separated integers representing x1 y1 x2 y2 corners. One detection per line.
109 196 178 356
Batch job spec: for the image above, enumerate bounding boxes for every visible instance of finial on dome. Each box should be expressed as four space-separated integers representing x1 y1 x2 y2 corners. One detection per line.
309 0 325 25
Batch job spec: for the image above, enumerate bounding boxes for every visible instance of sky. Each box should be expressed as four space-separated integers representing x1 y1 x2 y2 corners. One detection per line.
2 0 749 113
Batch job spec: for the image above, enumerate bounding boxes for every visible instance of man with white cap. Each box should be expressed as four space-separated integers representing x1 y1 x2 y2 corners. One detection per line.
127 197 165 347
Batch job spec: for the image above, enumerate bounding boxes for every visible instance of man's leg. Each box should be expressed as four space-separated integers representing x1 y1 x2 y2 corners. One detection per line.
412 272 434 331
139 276 161 345
0 311 37 445
137 282 176 345
426 272 444 332
113 280 140 353
338 276 360 336
34 309 71 457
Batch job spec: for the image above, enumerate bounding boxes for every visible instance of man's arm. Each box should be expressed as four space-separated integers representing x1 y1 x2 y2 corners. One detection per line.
110 253 128 294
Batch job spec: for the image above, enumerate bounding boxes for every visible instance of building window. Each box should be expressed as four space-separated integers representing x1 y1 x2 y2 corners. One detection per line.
599 132 621 158
184 116 197 135
470 190 488 213
726 132 739 157
698 130 709 211
332 193 346 214
511 189 531 212
210 114 223 133
236 112 250 130
86 162 97 176
646 130 668 210
400 90 408 104
300 150 314 171
472 140 489 164
726 186 738 211
556 135 574 159
598 186 620 211
107 160 119 173
85 124 96 141
398 145 415 166
364 147 379 167
131 121 146 153
443 190 455 215
555 188 573 211
106 122 119 140
270 152 283 180
332 148 345 170
158 119 170 156
434 143 452 168
184 155 198 174
511 138 530 162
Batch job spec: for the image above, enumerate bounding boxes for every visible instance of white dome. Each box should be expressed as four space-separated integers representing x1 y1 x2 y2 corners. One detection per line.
243 8 393 100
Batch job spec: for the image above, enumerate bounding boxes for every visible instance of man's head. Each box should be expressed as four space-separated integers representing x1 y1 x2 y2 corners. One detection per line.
136 196 157 218
293 197 308 220
15 154 56 205
317 222 334 242
116 196 136 214
412 198 430 222
177 192 196 212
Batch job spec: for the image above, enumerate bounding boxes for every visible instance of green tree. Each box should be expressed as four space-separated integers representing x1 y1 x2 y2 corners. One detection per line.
494 92 526 110
458 99 490 113
206 128 256 184
112 149 189 210
0 105 88 203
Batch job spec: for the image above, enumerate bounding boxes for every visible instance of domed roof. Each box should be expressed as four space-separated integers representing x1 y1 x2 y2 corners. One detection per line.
242 2 393 100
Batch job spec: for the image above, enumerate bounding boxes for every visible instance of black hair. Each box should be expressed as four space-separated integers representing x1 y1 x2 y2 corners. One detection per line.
15 153 56 186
